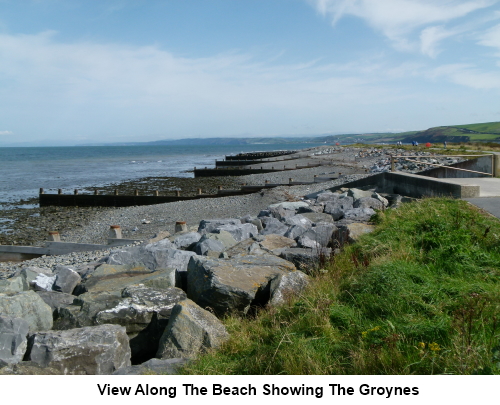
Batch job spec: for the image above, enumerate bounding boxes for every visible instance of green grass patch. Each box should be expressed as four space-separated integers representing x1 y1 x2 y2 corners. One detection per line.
181 199 500 375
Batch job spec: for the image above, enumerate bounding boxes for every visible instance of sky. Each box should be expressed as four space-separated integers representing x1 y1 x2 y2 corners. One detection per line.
1 0 500 146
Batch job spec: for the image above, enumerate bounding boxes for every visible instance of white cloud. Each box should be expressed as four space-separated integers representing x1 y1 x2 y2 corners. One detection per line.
0 130 13 136
478 23 500 52
308 0 498 53
429 63 500 89
420 26 458 57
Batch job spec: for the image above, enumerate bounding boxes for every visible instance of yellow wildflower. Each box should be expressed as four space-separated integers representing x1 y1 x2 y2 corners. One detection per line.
429 342 441 351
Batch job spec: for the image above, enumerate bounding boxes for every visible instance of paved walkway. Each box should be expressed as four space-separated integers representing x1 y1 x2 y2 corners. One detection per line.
464 197 500 219
443 178 500 197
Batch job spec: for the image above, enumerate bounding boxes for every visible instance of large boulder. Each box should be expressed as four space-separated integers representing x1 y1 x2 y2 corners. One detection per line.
297 223 336 248
324 196 354 214
27 324 131 375
95 285 186 363
260 218 289 236
224 234 296 258
279 247 332 272
216 223 259 242
347 188 374 200
156 299 229 359
53 266 81 294
300 212 334 224
343 208 376 221
284 214 313 229
194 231 238 256
0 276 28 294
170 232 201 250
104 242 196 273
36 291 77 317
0 316 29 365
315 191 339 203
197 219 241 234
353 197 385 210
0 291 53 332
269 271 309 306
187 255 296 315
268 201 309 210
81 264 179 293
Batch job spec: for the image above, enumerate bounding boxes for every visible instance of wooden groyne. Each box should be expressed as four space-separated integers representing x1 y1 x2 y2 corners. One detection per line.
194 163 324 178
38 175 337 207
224 150 297 160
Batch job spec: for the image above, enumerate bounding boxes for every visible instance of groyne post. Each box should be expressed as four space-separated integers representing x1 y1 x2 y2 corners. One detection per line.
109 225 122 239
175 221 187 233
48 231 60 242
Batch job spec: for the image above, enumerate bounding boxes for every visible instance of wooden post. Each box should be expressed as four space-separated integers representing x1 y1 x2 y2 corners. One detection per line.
175 190 181 197
391 156 395 172
289 178 293 184
58 189 62 195
154 190 159 196
48 231 60 242
94 190 98 195
109 225 122 239
74 189 78 195
197 188 202 195
175 221 187 233
134 189 139 196
114 190 119 195
39 188 44 194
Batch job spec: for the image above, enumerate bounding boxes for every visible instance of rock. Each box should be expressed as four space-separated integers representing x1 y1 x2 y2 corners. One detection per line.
269 271 309 306
338 223 375 243
95 285 187 364
53 291 122 330
343 208 376 221
260 218 289 236
268 206 296 221
53 266 81 294
197 219 241 235
104 242 196 273
297 235 321 249
324 196 354 214
353 197 385 210
225 234 296 258
20 267 52 287
36 291 76 315
156 299 229 359
82 266 178 294
216 223 259 242
194 230 238 256
32 273 57 292
371 192 389 207
268 201 309 210
0 291 53 332
113 358 188 375
0 316 29 365
171 232 201 250
240 215 263 231
0 276 28 293
284 214 313 229
297 223 336 248
284 224 308 240
187 255 296 315
27 324 131 375
316 191 339 203
297 204 324 213
300 212 334 224
279 248 332 272
347 188 373 200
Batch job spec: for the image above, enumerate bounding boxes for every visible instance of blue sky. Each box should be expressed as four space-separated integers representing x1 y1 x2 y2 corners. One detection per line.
1 0 500 145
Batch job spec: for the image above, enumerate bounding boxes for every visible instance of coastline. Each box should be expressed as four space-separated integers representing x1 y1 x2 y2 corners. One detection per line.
0 145 384 247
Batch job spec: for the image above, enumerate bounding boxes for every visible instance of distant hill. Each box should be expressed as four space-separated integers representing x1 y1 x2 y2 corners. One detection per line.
399 121 500 143
101 121 500 147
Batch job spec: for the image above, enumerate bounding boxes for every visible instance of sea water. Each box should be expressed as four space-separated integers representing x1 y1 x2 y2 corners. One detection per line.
0 143 323 207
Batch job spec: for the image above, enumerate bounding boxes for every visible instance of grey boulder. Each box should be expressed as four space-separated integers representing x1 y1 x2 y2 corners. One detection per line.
156 299 229 359
0 291 53 332
187 255 296 315
27 324 131 375
269 271 309 306
0 316 29 365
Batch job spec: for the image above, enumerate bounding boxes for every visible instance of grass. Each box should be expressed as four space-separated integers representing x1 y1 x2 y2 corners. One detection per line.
181 198 500 375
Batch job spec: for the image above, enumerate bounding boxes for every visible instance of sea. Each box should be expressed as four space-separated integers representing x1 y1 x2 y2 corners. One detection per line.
0 143 325 208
